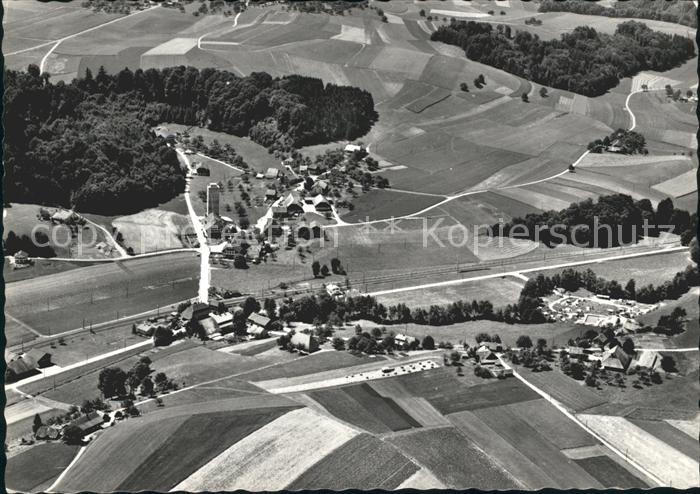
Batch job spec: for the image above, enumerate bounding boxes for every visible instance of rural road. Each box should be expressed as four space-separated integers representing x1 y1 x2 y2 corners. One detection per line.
368 245 688 297
22 247 199 263
197 0 251 49
327 82 651 229
178 148 212 303
82 217 128 257
498 356 665 487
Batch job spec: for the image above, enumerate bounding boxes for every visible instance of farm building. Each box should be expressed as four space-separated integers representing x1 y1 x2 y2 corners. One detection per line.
248 313 271 331
344 144 363 154
629 350 664 373
261 218 284 237
199 317 220 337
51 210 78 224
23 349 52 368
35 425 61 441
601 346 632 372
209 312 234 333
265 168 279 180
311 180 329 195
312 195 331 213
326 284 343 298
290 332 319 353
13 250 31 266
5 357 38 383
265 188 278 200
282 192 304 215
395 334 417 347
181 302 212 322
71 412 105 437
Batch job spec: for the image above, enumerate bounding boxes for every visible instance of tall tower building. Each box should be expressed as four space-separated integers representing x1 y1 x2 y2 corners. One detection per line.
206 183 220 216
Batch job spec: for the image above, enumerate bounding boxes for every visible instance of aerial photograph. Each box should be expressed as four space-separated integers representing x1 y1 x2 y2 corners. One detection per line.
2 0 698 491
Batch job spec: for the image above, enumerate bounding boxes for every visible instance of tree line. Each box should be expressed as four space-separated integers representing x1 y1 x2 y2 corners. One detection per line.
492 194 696 248
430 20 695 96
538 0 697 28
521 264 700 306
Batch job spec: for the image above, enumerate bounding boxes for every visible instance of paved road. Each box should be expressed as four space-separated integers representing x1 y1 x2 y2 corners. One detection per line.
178 148 211 302
498 356 664 487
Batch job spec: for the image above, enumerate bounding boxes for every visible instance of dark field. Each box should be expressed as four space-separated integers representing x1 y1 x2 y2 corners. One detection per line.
573 456 647 489
309 383 421 433
288 434 419 490
6 443 80 492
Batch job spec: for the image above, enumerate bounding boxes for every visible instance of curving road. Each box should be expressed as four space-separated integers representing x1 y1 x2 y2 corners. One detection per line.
326 85 646 229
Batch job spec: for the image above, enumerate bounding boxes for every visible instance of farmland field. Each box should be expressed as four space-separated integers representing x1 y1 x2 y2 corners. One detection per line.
517 369 608 412
5 253 199 335
174 408 358 492
473 405 604 489
341 189 443 222
573 456 647 489
308 383 421 433
628 418 700 460
388 427 520 489
288 434 419 490
6 443 80 493
578 414 699 488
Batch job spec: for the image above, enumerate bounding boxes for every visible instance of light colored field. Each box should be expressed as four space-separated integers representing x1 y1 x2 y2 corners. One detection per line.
666 417 700 439
332 24 368 44
578 414 699 488
4 399 53 425
113 208 192 254
653 169 698 197
397 468 446 489
375 277 523 308
175 408 358 491
141 37 196 56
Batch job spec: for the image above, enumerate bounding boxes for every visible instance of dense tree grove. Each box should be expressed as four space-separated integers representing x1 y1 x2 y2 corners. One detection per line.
538 0 697 28
588 129 647 154
431 20 695 96
521 265 700 305
5 64 376 213
493 194 696 248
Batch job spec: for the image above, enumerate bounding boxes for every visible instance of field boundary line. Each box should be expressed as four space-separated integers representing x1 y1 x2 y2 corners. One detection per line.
46 445 87 493
498 357 664 487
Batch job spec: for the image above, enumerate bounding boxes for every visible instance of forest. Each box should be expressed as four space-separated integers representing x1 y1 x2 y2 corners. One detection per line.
4 65 376 214
538 0 698 28
492 195 696 248
431 20 695 96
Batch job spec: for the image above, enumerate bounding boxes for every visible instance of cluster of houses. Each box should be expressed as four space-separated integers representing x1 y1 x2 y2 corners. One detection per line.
33 411 107 443
5 349 53 383
555 344 665 374
472 343 514 378
546 292 655 332
37 208 85 226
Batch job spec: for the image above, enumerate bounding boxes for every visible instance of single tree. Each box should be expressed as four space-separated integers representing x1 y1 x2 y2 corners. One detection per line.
521 92 529 103
32 414 43 434
539 87 548 98
62 425 84 445
332 336 346 351
312 261 321 277
422 335 435 350
516 335 533 348
320 264 330 277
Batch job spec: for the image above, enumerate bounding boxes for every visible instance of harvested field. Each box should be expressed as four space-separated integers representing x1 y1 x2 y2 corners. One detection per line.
113 209 192 254
6 443 80 493
341 189 443 222
427 377 540 415
238 349 379 382
474 405 604 489
308 383 421 433
518 369 608 412
573 456 647 489
653 169 698 197
5 253 199 335
58 405 293 492
512 399 599 450
374 278 523 309
449 409 564 489
397 468 446 489
629 418 700 460
288 433 419 490
388 427 520 489
578 414 699 488
174 408 358 492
